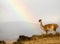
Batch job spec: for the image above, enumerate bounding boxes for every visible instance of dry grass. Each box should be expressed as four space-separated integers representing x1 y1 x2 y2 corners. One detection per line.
0 33 60 44
13 33 60 44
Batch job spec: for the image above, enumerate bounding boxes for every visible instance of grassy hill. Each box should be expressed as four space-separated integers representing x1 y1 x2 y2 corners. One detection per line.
13 33 60 44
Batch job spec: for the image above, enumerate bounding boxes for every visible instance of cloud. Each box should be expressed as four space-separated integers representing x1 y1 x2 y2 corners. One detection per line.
0 0 60 23
22 0 60 23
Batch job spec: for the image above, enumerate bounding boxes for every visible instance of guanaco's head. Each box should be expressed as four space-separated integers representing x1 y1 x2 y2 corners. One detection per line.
39 19 42 22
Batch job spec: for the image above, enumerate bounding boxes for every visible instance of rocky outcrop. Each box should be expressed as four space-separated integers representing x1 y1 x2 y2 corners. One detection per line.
0 40 6 44
13 33 60 44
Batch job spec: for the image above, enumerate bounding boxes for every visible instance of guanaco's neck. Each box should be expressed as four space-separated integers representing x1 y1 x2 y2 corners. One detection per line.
39 21 44 28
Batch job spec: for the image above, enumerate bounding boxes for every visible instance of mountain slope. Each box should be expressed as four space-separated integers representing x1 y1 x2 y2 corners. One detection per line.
0 21 41 40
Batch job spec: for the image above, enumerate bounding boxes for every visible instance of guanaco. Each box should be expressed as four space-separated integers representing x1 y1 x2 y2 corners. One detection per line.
38 19 58 34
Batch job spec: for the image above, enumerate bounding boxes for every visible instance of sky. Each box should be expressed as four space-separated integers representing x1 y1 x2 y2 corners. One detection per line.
0 0 60 23
0 0 60 40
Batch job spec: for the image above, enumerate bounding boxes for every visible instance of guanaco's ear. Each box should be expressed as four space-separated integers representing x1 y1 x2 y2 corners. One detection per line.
39 19 42 22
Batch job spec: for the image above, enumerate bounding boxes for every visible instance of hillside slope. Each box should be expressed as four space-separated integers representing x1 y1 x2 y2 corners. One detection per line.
13 33 60 44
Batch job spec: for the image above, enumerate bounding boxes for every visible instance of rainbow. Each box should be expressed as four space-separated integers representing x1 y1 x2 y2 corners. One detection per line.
6 0 34 22
4 0 38 33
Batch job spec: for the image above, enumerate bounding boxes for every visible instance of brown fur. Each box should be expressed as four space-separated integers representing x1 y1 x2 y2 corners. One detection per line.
39 19 58 34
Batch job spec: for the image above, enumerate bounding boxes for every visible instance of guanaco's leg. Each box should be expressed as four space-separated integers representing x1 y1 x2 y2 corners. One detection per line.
46 30 48 34
53 28 57 34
